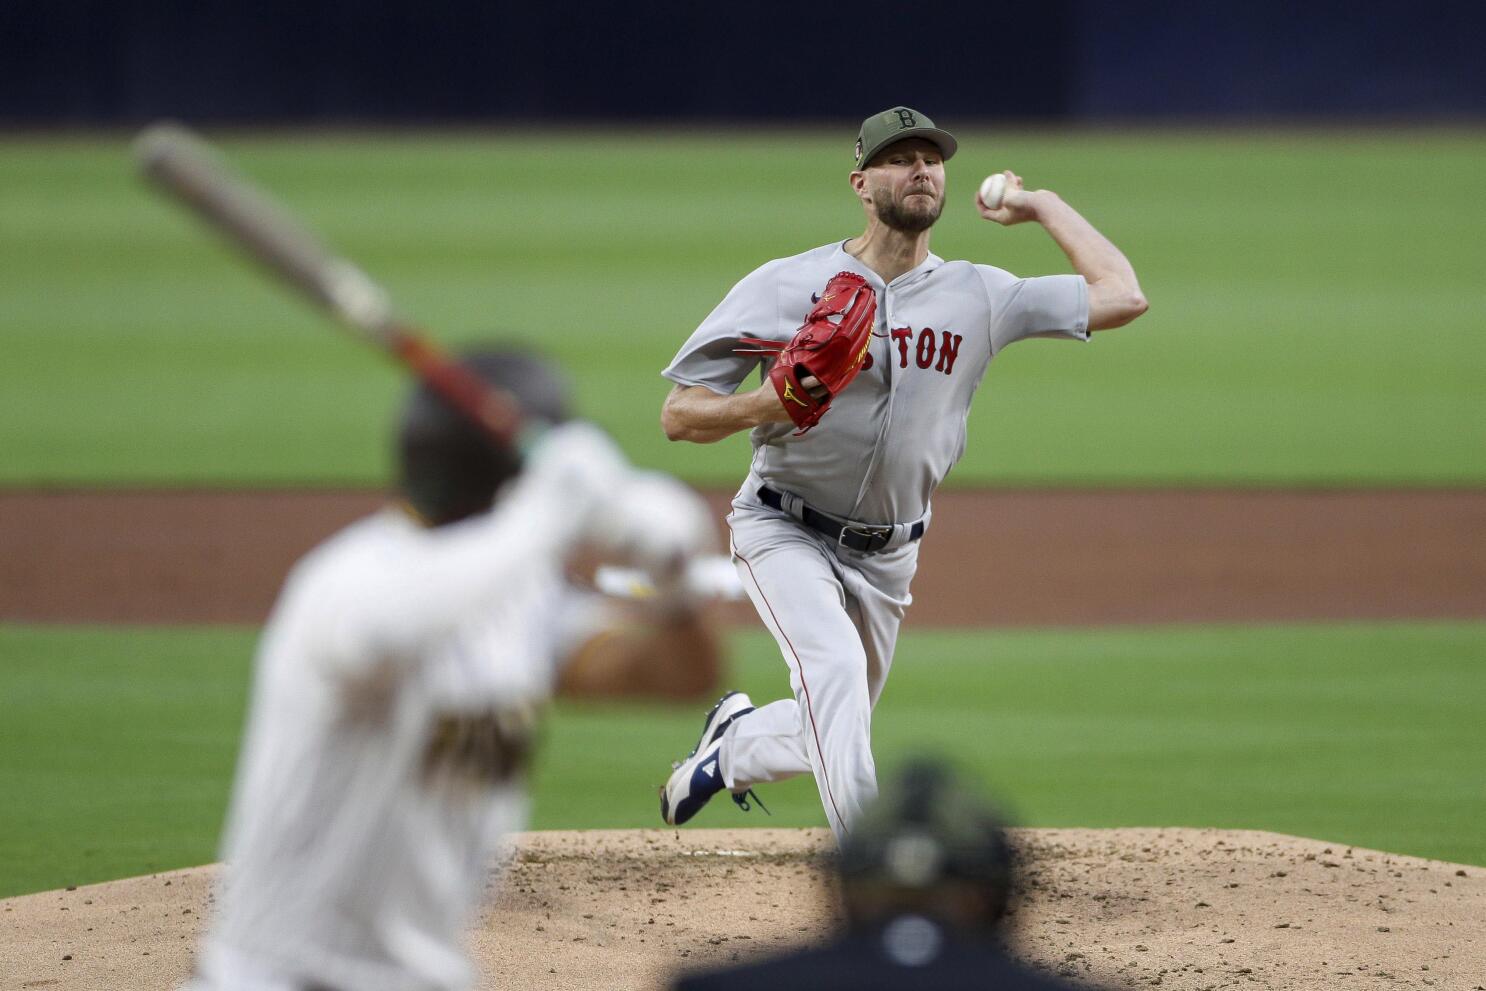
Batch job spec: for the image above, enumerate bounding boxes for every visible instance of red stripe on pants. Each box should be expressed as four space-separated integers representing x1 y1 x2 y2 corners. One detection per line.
734 548 848 836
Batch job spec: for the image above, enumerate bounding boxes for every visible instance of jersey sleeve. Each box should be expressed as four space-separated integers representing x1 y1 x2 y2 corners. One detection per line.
978 267 1090 353
661 263 780 394
302 465 594 682
311 528 539 681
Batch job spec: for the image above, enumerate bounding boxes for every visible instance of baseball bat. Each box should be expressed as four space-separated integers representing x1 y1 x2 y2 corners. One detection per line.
133 122 523 446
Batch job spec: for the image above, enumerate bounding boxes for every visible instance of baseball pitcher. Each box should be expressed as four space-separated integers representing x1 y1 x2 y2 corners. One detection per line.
658 107 1148 840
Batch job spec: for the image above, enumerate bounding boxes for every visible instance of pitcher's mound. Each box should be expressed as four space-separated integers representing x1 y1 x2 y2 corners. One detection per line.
2 828 1480 990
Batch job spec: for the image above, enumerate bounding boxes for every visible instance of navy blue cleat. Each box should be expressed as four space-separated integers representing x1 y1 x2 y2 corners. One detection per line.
660 691 756 826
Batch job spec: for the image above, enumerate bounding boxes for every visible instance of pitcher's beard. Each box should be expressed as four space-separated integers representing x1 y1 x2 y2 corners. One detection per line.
876 192 942 233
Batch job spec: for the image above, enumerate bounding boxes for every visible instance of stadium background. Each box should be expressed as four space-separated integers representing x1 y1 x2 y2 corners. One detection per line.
1 0 1482 899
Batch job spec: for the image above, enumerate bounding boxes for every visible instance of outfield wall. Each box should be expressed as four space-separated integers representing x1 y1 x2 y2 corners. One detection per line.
2 1 1482 124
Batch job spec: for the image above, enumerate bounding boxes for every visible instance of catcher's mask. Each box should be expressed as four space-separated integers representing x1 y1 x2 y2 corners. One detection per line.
836 757 1014 934
396 346 571 527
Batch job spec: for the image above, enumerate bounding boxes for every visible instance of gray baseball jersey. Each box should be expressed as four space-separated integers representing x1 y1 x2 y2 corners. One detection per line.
664 240 1088 523
662 240 1088 839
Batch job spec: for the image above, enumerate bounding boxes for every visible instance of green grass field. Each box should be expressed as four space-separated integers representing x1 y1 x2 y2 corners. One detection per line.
2 127 1480 912
1 129 1483 486
3 620 1481 899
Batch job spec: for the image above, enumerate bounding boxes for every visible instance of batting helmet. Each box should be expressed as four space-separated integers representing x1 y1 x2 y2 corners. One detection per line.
396 346 572 526
837 757 1014 933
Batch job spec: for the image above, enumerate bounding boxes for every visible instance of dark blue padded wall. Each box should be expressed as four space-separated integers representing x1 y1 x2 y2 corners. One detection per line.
1 0 1478 123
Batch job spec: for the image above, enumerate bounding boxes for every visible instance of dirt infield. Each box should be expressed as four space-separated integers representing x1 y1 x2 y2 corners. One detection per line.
3 828 1481 991
3 487 1485 626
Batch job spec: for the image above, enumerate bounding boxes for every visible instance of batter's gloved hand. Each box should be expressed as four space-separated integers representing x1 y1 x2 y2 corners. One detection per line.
736 271 878 434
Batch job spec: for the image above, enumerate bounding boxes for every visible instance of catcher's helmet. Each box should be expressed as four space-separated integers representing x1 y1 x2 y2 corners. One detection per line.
396 347 571 526
837 757 1014 932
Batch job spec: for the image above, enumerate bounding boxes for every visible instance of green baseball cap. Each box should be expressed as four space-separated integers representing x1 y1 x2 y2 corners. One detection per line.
854 107 958 170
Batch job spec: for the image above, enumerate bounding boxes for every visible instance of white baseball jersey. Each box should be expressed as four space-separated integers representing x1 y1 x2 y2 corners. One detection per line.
664 240 1089 523
195 493 599 991
662 240 1088 839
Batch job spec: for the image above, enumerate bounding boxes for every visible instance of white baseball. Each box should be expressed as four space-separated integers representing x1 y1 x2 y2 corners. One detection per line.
978 173 1008 210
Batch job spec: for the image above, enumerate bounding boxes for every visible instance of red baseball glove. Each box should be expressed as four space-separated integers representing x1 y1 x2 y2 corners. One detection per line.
735 271 878 434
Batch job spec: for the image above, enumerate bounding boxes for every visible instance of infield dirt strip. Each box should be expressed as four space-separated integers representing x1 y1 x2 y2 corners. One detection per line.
2 488 1485 626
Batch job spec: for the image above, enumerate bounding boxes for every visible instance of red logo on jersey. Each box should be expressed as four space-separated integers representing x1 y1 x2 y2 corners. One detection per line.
890 327 962 375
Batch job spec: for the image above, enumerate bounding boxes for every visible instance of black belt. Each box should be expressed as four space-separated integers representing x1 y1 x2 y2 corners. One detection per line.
758 487 924 554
